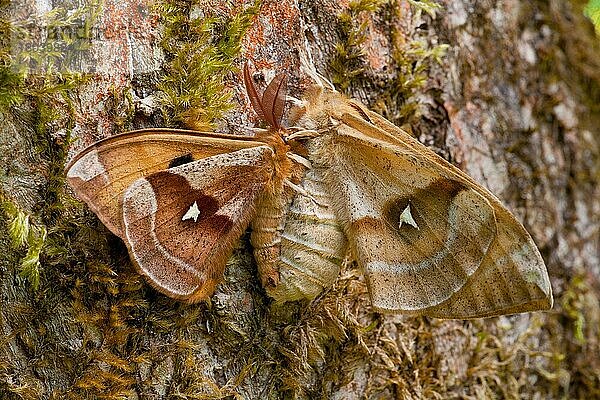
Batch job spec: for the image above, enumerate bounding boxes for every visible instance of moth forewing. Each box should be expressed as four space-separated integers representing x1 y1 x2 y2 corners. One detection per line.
292 91 552 318
335 112 552 315
66 129 264 238
66 128 278 302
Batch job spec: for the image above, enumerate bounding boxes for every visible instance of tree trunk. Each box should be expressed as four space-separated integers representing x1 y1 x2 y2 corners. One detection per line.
1 0 598 398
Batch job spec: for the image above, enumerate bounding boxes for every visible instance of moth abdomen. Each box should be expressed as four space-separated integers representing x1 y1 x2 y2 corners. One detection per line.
261 168 348 302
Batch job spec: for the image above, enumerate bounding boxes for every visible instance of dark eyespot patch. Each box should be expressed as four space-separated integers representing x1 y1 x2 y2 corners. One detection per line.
144 171 233 264
169 153 194 169
383 179 467 241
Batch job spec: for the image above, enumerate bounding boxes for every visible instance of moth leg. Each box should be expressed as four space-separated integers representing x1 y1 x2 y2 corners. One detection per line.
249 127 270 134
286 95 304 107
286 152 312 168
283 178 328 208
286 129 320 141
286 126 311 132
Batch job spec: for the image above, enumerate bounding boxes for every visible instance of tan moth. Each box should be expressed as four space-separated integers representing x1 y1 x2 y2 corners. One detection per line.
65 63 553 318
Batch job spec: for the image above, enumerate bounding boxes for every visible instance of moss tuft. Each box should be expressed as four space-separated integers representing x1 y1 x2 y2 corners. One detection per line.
156 0 260 130
373 0 448 128
584 0 600 33
329 0 448 128
329 0 388 93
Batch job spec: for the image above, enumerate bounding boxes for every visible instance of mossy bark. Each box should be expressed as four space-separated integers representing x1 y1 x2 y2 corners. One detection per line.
1 0 599 399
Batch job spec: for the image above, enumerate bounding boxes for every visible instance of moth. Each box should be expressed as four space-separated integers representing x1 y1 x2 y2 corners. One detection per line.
65 63 553 318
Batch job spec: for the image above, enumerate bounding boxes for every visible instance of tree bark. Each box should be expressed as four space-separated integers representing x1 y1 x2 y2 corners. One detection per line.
1 0 599 399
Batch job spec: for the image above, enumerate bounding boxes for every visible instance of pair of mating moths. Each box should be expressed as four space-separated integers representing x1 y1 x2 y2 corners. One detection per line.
66 65 552 318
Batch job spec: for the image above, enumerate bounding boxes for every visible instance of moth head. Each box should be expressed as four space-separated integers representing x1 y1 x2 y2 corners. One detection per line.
288 87 367 131
287 85 320 130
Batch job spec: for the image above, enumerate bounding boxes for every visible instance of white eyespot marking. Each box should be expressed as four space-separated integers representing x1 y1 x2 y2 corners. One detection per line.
182 201 201 222
399 204 419 230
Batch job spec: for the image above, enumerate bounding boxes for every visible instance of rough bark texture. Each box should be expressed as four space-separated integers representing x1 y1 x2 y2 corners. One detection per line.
1 0 599 399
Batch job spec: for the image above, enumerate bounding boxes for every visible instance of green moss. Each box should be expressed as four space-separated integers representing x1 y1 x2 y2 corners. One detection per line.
562 275 589 343
374 0 448 128
538 272 600 398
584 0 600 34
329 0 447 129
0 198 42 290
107 85 136 132
406 0 442 18
329 0 388 93
156 0 260 130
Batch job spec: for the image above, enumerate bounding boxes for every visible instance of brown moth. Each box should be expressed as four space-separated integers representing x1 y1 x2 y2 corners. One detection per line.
65 63 553 318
